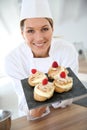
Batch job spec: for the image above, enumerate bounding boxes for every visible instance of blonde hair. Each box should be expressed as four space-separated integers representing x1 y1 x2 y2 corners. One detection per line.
20 17 53 31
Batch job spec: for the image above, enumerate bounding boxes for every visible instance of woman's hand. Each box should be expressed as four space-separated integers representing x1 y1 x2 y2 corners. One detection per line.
29 106 47 118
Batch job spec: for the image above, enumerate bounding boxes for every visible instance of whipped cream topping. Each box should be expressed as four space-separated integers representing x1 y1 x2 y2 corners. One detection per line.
51 66 64 71
34 82 54 98
30 71 47 83
54 76 73 89
50 66 67 79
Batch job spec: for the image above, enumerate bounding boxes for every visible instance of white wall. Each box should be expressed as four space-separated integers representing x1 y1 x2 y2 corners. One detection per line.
49 0 87 49
54 17 87 49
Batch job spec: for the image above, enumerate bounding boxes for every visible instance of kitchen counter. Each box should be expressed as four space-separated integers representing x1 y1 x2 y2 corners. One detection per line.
11 104 87 130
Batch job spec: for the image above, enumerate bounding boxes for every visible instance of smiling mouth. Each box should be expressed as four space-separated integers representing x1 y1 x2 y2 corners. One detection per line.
33 43 45 47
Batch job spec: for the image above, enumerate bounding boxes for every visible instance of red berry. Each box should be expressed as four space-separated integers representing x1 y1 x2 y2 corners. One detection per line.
60 71 66 78
52 61 58 68
31 69 37 74
42 78 48 85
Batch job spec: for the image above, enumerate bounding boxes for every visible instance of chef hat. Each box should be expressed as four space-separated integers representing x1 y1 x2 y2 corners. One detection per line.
20 0 53 22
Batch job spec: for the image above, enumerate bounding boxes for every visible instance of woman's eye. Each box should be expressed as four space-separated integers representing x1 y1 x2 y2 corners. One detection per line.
42 28 49 32
27 30 34 33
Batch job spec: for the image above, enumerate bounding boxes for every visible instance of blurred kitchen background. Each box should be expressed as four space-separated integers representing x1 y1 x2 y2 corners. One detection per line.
0 0 87 119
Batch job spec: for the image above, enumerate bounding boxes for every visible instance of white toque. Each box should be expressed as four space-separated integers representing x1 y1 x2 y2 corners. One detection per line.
20 0 53 21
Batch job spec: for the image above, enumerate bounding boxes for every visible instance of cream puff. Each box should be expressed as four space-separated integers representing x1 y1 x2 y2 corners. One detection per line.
53 71 73 93
48 61 68 80
28 69 47 87
34 78 55 101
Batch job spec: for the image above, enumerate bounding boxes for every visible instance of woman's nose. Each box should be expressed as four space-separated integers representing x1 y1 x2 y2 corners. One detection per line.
34 32 44 42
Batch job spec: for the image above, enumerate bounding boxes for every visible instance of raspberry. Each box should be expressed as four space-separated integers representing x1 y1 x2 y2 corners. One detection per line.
52 61 58 68
60 71 66 78
31 69 37 74
42 78 48 85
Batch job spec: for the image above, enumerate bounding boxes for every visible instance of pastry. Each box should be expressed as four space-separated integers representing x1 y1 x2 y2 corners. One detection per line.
53 71 73 93
48 61 68 80
28 69 47 87
34 78 55 101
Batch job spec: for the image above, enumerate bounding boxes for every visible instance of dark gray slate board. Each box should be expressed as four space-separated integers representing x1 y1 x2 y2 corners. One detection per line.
21 68 87 110
73 81 87 107
73 97 87 107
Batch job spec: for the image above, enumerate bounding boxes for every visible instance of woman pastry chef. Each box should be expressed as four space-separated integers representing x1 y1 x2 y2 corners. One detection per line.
5 0 78 120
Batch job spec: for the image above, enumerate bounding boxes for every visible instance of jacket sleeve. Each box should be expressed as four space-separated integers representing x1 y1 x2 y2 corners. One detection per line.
61 43 79 75
5 51 29 116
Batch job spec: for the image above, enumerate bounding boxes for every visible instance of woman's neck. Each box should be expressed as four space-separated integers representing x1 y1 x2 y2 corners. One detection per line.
32 50 50 58
33 54 49 58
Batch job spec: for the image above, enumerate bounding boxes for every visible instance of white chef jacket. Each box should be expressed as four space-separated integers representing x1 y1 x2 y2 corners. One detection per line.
5 38 78 117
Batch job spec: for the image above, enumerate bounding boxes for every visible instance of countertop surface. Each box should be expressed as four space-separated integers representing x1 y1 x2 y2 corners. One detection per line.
11 104 87 130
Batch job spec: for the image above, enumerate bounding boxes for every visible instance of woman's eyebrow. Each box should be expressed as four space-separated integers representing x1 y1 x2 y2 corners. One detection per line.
26 25 49 29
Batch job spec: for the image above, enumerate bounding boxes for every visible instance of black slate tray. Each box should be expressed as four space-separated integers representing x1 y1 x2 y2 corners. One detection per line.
21 68 87 110
73 97 87 107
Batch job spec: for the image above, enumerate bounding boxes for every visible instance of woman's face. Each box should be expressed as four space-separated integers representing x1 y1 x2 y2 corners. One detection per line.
21 18 53 57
